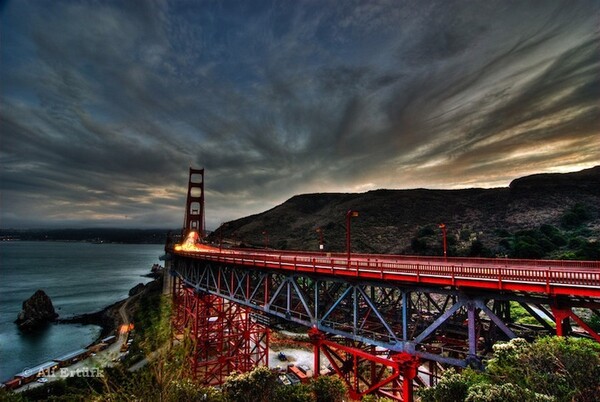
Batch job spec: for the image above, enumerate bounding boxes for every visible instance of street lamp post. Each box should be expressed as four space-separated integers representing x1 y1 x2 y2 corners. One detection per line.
219 225 223 251
438 223 447 261
346 210 359 261
219 223 228 251
262 230 269 249
316 228 324 251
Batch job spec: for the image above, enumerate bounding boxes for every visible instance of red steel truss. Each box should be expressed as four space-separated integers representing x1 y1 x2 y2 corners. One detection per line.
172 275 269 385
309 328 420 401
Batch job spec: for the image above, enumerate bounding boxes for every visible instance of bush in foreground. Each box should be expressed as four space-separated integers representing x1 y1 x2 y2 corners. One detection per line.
418 336 600 402
222 367 347 402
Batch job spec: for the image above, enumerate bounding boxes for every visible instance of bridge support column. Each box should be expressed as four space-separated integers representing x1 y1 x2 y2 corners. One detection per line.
392 353 420 402
171 275 191 338
551 306 572 337
308 326 324 379
551 305 600 342
308 328 419 401
171 275 270 385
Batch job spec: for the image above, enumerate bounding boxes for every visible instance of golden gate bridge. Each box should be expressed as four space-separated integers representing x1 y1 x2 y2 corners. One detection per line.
164 168 600 401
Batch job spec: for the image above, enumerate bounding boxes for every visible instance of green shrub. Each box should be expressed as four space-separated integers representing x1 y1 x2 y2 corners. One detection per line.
417 368 477 402
576 240 600 260
422 337 600 402
588 313 600 332
460 230 472 241
469 240 492 257
508 302 545 326
274 383 314 402
361 395 395 402
465 383 554 402
222 366 277 402
411 238 428 253
312 375 348 402
418 226 436 237
495 229 511 238
512 240 544 259
568 237 586 249
540 224 559 237
0 389 27 401
487 337 600 402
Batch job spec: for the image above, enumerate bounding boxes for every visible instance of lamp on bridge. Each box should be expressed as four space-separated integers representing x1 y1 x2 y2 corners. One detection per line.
346 210 359 261
219 222 228 251
316 228 324 251
262 230 269 249
438 223 447 261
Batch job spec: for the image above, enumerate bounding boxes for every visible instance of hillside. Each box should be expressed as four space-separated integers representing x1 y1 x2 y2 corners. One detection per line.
209 166 600 259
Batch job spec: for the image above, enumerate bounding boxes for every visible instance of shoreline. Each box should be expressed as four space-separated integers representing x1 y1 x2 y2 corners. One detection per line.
57 276 162 343
8 274 320 395
56 298 127 341
4 277 163 390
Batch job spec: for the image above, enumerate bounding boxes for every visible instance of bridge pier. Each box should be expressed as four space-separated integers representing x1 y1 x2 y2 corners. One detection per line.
309 327 419 401
171 275 270 385
551 303 600 342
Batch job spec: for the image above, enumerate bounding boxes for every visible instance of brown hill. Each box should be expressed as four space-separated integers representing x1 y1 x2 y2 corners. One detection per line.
209 166 600 258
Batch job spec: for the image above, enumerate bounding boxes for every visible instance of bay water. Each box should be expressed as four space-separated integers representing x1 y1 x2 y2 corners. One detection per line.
0 241 163 382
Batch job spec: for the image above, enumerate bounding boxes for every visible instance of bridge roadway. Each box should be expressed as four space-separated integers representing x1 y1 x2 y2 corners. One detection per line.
172 245 600 298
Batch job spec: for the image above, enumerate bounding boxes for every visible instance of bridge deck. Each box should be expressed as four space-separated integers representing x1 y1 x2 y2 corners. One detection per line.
171 247 600 298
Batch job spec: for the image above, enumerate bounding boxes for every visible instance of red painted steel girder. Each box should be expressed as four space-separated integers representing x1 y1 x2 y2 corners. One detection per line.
551 305 600 342
309 328 419 401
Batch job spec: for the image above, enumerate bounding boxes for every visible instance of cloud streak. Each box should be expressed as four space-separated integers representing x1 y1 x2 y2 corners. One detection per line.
1 0 598 229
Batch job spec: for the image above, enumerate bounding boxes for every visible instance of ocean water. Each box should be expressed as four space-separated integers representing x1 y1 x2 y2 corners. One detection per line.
0 241 163 381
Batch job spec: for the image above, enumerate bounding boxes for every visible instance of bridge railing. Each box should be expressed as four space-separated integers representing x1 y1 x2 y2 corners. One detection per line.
170 247 600 297
249 248 600 269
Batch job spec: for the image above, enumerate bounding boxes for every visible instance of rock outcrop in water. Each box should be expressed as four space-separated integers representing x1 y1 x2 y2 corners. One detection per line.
15 289 59 331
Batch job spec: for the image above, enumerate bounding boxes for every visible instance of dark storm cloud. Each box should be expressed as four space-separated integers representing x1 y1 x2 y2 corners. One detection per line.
1 0 598 229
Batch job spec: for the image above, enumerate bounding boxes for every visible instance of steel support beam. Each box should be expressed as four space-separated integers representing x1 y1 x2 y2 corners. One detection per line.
551 304 600 342
309 328 419 401
171 275 269 385
475 300 517 339
413 301 463 345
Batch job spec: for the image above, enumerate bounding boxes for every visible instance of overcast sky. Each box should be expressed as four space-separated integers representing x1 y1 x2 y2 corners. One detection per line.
1 0 599 230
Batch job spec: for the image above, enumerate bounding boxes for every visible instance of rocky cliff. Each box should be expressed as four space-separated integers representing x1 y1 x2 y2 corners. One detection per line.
15 289 59 331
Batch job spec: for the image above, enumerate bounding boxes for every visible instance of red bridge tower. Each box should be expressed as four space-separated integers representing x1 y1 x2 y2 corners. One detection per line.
183 168 205 237
172 168 270 385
